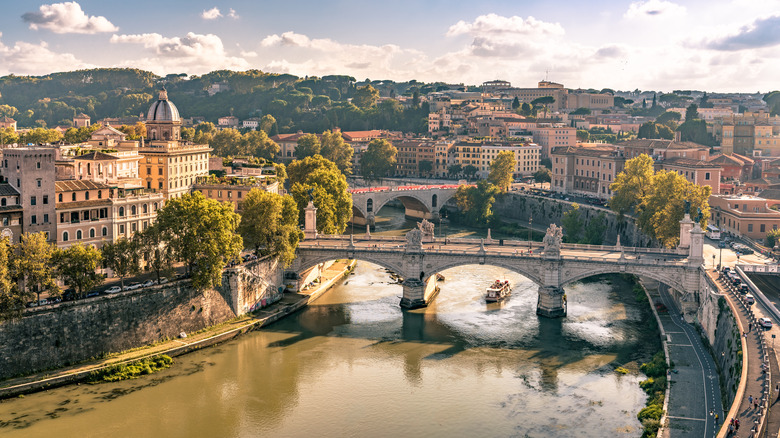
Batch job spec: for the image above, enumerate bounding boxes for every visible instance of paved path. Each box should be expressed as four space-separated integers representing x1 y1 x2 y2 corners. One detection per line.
644 278 723 437
714 270 774 437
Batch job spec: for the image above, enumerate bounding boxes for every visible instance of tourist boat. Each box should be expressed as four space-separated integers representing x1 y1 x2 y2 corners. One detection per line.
485 279 511 302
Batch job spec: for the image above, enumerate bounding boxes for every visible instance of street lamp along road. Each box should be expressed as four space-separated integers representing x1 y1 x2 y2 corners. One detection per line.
528 216 533 249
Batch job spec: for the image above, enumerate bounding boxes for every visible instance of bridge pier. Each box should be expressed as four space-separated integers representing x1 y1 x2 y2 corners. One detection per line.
537 286 567 318
399 277 440 309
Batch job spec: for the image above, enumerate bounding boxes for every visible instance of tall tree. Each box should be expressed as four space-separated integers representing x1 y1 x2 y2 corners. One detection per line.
295 133 321 159
210 128 243 156
238 189 302 267
259 114 277 134
102 238 140 289
488 150 516 192
360 139 397 181
135 226 174 284
320 130 354 175
155 192 243 290
288 155 353 234
534 166 552 183
562 203 584 243
0 238 21 320
583 211 607 245
418 160 433 177
609 154 655 216
11 232 60 303
448 164 462 178
242 129 279 160
55 243 103 298
454 180 500 226
463 164 478 180
684 104 699 122
352 85 380 109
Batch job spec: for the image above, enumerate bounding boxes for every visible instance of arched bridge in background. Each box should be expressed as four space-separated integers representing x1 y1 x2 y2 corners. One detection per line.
349 185 467 226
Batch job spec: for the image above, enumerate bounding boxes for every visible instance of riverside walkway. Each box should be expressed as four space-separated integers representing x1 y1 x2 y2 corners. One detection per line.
643 278 722 437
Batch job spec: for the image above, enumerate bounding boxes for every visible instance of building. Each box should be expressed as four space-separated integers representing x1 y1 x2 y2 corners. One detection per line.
478 143 541 178
192 175 279 213
550 144 626 199
218 115 239 128
659 158 722 194
54 180 112 248
709 194 780 241
110 187 164 241
0 117 17 131
1 147 57 242
395 140 435 177
707 153 755 182
433 139 455 177
532 125 576 158
73 113 91 128
0 183 23 243
242 118 262 130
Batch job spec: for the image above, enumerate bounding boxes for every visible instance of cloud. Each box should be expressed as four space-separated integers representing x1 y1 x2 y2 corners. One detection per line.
201 7 222 20
624 0 686 19
228 9 239 19
699 15 780 50
22 2 118 34
0 33 92 75
444 14 565 59
110 32 249 75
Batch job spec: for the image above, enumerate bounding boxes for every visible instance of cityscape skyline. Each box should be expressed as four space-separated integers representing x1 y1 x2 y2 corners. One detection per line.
0 1 779 93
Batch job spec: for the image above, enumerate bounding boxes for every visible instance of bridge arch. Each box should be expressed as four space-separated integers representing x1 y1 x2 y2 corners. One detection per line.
423 260 544 287
562 266 687 294
350 189 459 226
295 254 406 280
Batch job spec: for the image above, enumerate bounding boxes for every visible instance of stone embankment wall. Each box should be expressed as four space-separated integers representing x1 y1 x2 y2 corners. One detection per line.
0 256 281 380
697 284 742 408
493 193 650 246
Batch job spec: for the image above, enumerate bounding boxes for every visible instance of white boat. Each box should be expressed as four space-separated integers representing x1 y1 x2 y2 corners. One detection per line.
485 279 511 302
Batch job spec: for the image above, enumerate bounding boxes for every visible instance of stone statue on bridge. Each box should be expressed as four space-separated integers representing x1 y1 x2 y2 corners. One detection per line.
417 219 435 240
543 224 563 255
405 228 423 251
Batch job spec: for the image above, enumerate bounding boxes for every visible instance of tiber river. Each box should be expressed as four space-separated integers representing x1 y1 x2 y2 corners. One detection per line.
0 206 661 437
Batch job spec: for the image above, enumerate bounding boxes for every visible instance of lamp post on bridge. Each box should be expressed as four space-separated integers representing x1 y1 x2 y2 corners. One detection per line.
528 216 533 249
718 244 723 270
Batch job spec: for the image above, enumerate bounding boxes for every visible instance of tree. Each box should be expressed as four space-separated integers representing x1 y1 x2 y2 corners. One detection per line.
637 122 674 140
11 232 60 303
135 226 174 284
352 85 380 109
766 228 780 248
288 155 353 234
0 238 21 320
531 96 555 118
101 238 140 289
448 164 462 178
656 111 681 128
360 139 397 180
21 127 62 145
512 97 520 109
155 192 243 290
274 162 287 186
238 189 302 267
488 150 516 192
571 107 591 115
243 129 279 160
320 130 354 175
462 164 478 180
55 243 103 298
211 128 243 156
520 102 533 116
0 127 20 146
454 180 500 226
534 166 552 183
418 160 433 177
677 119 714 145
295 133 321 159
583 212 607 245
684 104 699 122
562 203 584 243
609 154 655 216
576 129 590 142
259 114 277 134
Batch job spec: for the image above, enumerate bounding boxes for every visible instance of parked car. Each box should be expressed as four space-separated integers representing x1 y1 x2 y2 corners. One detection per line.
106 286 122 294
86 290 100 298
745 294 755 305
141 280 156 288
123 282 143 291
739 247 754 255
739 285 750 295
759 317 773 328
159 277 169 284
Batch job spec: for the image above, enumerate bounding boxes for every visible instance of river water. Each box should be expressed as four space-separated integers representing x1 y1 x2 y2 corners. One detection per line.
0 206 660 437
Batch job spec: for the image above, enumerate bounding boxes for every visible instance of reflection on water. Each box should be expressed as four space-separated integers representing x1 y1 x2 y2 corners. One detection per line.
0 262 659 438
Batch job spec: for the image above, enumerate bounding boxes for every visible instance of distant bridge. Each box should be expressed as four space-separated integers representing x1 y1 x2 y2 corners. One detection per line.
349 184 468 226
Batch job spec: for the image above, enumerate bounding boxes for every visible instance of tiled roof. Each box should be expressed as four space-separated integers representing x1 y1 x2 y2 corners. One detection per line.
55 180 111 192
662 157 722 168
73 151 117 161
55 199 111 209
0 184 20 197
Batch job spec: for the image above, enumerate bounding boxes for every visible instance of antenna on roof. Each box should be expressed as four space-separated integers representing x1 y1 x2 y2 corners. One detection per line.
545 69 549 81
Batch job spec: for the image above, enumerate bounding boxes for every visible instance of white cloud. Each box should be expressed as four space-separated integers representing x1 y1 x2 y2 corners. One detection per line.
228 9 239 19
624 0 686 19
699 15 780 51
110 32 249 75
446 14 564 38
0 33 92 75
22 2 118 34
201 7 222 20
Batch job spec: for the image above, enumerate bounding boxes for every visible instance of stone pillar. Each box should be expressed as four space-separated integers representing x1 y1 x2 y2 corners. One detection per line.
537 286 567 318
678 214 694 249
399 277 440 309
367 213 376 227
304 201 317 240
689 224 704 266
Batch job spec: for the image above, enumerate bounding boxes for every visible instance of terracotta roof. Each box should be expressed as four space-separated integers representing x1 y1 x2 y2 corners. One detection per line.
0 184 20 197
662 157 722 168
709 154 749 166
55 180 111 192
731 153 755 164
341 130 383 141
73 151 118 161
0 116 16 123
758 189 780 200
55 199 111 209
744 177 780 185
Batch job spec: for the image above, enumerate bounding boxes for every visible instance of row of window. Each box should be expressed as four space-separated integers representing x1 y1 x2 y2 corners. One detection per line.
57 191 104 202
62 227 108 241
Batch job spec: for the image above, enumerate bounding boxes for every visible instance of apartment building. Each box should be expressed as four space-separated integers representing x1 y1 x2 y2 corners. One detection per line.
110 187 164 240
1 147 57 242
550 145 626 200
532 125 576 158
55 180 112 249
193 176 280 213
0 183 23 243
478 143 541 178
396 140 435 177
709 194 780 241
659 158 722 194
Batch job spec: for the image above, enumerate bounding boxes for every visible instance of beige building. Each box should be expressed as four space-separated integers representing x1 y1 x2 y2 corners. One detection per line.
0 117 17 131
659 158 722 195
478 143 541 178
73 113 91 128
193 176 279 213
532 125 576 158
55 180 112 249
111 187 164 240
551 144 626 199
2 147 57 242
0 183 23 243
709 194 780 241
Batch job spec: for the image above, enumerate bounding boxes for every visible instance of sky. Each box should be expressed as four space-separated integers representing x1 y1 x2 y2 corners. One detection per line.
0 0 779 93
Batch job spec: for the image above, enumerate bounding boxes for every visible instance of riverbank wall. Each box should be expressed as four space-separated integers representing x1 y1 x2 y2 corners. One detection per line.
0 256 282 381
493 193 649 246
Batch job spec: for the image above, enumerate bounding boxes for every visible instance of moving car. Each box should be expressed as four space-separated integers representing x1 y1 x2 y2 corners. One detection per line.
106 286 122 294
759 317 773 328
745 294 755 305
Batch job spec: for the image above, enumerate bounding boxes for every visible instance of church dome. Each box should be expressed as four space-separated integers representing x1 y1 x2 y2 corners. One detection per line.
147 88 180 122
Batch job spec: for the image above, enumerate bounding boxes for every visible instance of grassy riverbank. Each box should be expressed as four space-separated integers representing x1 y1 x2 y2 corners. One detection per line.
89 355 173 383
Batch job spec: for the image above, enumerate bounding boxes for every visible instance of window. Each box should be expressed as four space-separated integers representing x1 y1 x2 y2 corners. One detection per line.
16 179 19 188
77 230 82 240
705 172 711 181
43 214 48 223
102 226 108 236
37 180 41 188
31 215 37 224
72 193 76 201
36 162 41 169
143 204 148 214
43 195 48 205
89 228 95 238
0 199 4 207
59 193 63 202
119 207 125 217
85 191 90 200
748 224 753 232
131 223 137 233
153 202 158 211
131 205 137 215
98 191 102 199
63 231 69 242
119 224 125 234
761 224 766 233
158 168 163 175
30 196 37 206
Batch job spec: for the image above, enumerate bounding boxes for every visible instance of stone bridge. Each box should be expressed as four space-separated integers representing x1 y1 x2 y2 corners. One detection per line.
295 203 708 318
349 184 465 226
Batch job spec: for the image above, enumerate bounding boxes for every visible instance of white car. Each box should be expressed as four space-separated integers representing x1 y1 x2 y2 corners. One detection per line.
123 282 143 291
141 280 156 288
759 317 773 328
106 286 122 294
